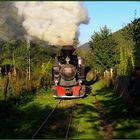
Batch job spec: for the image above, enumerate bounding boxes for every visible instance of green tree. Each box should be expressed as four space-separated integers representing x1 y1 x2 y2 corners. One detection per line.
125 18 140 66
115 27 135 76
89 26 118 72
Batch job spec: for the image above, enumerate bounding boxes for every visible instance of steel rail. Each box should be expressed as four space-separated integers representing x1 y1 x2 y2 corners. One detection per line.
65 99 77 139
31 99 62 139
65 107 73 139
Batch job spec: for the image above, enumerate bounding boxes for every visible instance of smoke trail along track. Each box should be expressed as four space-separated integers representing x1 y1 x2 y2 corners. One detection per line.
93 94 113 139
31 99 62 139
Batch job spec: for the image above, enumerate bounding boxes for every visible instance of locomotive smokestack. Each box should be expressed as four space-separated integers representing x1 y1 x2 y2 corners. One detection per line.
61 45 75 57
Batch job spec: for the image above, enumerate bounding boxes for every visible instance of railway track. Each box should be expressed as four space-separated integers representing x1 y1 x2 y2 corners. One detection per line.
65 100 76 139
31 99 62 139
93 94 113 139
31 99 76 139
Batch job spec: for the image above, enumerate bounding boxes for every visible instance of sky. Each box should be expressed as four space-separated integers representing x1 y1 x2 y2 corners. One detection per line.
79 1 140 45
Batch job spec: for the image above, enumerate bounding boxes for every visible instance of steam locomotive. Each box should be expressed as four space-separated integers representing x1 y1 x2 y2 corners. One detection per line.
52 45 86 98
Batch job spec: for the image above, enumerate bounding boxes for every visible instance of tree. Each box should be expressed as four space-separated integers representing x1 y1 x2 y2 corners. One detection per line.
115 26 135 76
125 18 140 66
89 26 118 72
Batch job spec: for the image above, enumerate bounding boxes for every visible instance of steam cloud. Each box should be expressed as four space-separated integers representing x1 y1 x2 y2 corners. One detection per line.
14 1 89 46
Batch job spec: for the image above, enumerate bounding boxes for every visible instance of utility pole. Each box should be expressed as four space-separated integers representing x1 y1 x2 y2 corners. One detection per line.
27 37 31 81
12 52 16 77
134 9 137 20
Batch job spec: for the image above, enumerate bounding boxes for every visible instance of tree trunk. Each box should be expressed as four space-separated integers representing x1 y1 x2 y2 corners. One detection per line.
3 76 9 100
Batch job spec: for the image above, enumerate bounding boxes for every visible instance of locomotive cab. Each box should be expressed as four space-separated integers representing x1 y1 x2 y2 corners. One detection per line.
52 45 86 98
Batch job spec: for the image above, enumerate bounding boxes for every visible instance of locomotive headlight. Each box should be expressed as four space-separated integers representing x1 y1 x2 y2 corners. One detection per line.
60 64 76 81
78 80 82 85
78 57 82 65
54 80 58 86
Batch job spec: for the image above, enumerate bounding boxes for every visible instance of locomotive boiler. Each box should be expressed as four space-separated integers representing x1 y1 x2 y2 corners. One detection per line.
52 45 86 98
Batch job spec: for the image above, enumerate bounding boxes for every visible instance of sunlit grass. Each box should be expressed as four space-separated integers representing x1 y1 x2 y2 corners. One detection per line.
70 90 102 139
92 79 140 139
19 88 57 110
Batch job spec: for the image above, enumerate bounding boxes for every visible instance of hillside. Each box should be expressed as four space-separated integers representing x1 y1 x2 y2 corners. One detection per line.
79 26 132 52
112 28 132 47
79 42 89 50
78 42 90 54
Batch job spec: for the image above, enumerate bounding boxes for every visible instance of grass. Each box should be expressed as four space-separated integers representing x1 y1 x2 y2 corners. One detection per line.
0 88 58 138
69 86 103 139
0 79 140 139
92 79 140 139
